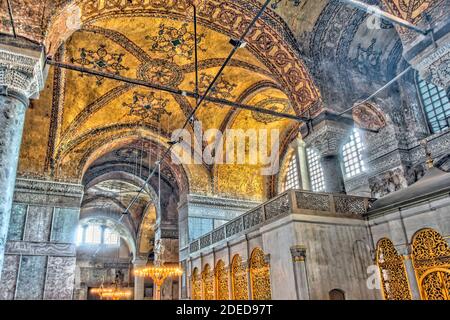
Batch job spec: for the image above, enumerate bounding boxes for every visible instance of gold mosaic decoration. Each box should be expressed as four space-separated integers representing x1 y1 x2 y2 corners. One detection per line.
249 248 272 300
412 228 450 300
215 260 229 300
202 264 215 300
231 255 249 300
146 23 207 60
71 44 129 85
376 238 412 300
191 268 202 300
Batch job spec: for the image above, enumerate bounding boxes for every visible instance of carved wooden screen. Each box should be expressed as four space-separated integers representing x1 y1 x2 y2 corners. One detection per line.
249 248 272 300
376 238 412 300
202 264 215 300
231 255 249 300
215 260 229 300
412 228 450 300
191 268 202 300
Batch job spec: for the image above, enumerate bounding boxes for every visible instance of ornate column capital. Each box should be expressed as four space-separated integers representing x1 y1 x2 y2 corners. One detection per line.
290 245 307 262
0 40 46 100
303 119 352 156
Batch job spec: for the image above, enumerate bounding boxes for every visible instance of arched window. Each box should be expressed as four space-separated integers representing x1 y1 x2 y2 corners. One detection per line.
342 128 366 179
76 224 120 246
282 154 300 192
306 148 325 192
329 289 346 300
104 227 120 246
85 224 102 244
417 74 450 133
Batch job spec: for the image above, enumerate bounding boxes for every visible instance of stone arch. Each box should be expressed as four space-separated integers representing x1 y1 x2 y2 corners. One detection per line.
411 228 450 300
376 238 411 300
202 264 214 300
249 248 271 300
215 260 229 300
231 254 249 300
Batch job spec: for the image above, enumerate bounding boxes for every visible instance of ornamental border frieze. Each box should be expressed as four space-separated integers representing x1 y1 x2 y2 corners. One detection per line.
187 194 260 210
14 178 84 197
367 149 411 175
5 241 76 257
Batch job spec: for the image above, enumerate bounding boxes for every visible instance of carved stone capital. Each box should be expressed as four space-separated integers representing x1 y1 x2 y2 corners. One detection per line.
0 42 46 99
290 245 307 262
304 121 352 156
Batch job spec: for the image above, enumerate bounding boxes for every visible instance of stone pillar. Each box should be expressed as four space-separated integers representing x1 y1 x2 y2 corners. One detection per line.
153 224 180 300
302 114 352 193
133 259 147 300
297 140 311 191
403 254 421 300
290 245 310 300
0 39 45 276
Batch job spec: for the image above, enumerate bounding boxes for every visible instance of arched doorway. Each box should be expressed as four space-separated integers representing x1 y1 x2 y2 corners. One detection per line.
231 255 249 300
376 238 412 300
249 248 272 300
412 228 450 300
215 260 229 300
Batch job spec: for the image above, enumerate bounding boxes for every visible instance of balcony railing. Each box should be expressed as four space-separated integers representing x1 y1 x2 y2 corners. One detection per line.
189 190 373 254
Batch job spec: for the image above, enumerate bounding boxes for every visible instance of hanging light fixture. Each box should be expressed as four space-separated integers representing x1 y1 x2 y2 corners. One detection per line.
91 275 133 300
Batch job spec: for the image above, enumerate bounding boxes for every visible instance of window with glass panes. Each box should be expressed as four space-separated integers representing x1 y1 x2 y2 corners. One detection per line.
104 227 120 245
283 154 300 191
342 128 366 178
417 75 450 133
306 148 325 192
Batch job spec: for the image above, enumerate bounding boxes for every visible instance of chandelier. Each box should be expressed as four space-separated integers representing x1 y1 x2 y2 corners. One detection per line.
91 284 132 300
92 272 132 300
135 264 183 300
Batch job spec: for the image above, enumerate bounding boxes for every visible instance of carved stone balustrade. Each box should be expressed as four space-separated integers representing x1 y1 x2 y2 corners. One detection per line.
188 190 374 253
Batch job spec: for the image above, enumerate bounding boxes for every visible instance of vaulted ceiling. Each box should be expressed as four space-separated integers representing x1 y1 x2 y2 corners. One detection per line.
2 0 433 201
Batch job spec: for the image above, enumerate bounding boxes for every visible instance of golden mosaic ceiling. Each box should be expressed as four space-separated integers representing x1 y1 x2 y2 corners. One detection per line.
16 0 320 201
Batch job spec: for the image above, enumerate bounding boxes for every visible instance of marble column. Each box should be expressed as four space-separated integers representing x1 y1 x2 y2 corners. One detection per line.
303 114 352 193
290 245 310 300
0 40 45 277
133 259 147 300
296 140 311 191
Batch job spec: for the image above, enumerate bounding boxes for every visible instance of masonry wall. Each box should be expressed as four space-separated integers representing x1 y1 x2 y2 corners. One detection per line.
0 178 83 300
